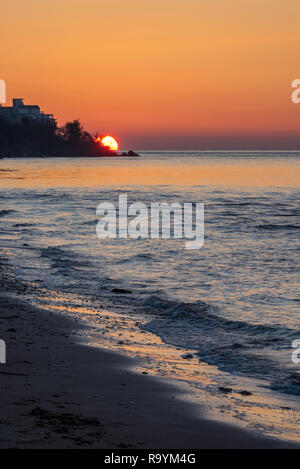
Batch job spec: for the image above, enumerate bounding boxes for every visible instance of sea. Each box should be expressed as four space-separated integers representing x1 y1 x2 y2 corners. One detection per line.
0 151 299 441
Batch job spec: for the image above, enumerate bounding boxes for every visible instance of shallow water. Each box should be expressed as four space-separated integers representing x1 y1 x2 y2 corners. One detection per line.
0 152 299 440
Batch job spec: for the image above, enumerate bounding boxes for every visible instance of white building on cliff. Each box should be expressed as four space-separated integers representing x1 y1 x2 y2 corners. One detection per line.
0 98 55 124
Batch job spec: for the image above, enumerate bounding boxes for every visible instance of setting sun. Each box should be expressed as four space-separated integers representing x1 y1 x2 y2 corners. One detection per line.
95 135 119 152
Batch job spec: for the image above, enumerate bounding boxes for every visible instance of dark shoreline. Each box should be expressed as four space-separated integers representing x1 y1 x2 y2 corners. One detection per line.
1 154 140 159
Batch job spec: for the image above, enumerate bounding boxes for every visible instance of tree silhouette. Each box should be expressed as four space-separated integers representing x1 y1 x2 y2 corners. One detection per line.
0 117 115 157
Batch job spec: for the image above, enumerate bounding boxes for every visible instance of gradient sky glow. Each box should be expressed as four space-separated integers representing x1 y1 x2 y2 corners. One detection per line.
1 0 300 149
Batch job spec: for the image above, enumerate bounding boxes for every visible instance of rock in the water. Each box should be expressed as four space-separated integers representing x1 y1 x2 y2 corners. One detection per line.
119 150 139 156
127 150 140 157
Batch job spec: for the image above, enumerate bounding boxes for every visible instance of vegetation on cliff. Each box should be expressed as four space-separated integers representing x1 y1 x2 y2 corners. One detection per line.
0 118 116 157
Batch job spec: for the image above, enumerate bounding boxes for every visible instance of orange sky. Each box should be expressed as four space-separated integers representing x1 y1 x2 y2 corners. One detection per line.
1 0 300 149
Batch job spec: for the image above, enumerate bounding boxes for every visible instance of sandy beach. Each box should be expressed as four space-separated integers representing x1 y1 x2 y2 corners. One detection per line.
0 261 298 449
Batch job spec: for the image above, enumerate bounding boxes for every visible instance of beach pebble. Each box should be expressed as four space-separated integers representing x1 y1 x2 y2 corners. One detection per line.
239 390 253 396
111 288 132 294
219 387 233 394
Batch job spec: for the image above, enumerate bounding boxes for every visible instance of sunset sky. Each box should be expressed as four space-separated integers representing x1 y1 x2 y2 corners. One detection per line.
1 0 300 149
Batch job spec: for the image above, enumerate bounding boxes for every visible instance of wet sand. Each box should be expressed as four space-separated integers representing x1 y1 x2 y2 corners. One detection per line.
0 286 298 449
